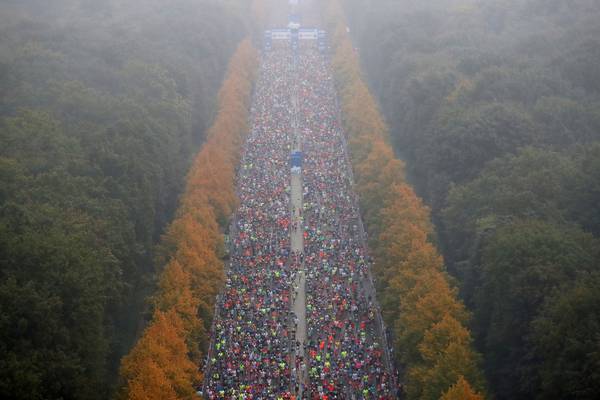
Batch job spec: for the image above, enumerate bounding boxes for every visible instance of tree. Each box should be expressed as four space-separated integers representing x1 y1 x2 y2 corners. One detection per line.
442 147 580 293
528 273 600 400
441 376 484 400
475 220 599 399
120 310 199 400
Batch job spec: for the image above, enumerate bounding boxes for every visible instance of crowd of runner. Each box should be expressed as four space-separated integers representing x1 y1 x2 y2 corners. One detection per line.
297 44 394 399
203 39 395 399
203 42 298 399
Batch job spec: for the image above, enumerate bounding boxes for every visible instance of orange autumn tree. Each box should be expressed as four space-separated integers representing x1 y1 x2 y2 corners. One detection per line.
121 310 198 400
321 1 487 398
119 39 258 399
441 376 484 400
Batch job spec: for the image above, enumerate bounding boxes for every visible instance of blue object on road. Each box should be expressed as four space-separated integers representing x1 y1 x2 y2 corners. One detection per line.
290 151 303 168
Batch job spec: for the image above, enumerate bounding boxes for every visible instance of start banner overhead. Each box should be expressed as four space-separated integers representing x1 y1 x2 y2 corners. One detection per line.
266 28 321 41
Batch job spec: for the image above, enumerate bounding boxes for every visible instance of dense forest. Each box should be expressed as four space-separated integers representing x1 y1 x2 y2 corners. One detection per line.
2 0 599 399
342 0 600 398
0 1 251 398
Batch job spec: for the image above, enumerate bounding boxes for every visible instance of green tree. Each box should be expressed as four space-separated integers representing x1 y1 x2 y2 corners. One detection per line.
476 220 599 399
528 273 600 400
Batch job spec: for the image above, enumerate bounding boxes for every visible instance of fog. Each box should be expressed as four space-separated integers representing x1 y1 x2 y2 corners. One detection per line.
1 0 599 399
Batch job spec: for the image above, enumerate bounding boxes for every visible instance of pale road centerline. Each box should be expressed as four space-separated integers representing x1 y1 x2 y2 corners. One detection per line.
290 52 307 398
